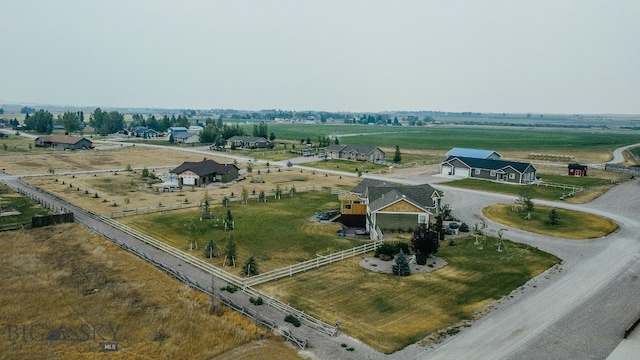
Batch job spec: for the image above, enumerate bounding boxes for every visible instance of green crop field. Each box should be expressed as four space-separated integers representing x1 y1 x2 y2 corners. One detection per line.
266 123 640 153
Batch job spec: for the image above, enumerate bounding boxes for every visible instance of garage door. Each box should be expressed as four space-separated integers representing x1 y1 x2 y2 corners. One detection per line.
441 165 452 175
454 167 470 177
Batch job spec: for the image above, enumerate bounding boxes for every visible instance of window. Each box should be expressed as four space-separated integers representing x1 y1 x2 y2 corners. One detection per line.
490 170 496 176
509 173 516 180
418 214 427 223
475 168 481 175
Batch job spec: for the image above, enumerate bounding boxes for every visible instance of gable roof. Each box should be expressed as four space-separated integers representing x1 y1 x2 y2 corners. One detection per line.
568 163 588 170
35 135 91 145
172 132 198 140
325 144 384 155
446 148 501 159
446 156 535 173
170 159 238 176
227 136 270 143
351 179 442 212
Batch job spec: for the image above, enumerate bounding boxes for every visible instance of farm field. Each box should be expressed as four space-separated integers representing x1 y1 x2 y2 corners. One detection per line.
257 235 560 354
0 223 303 360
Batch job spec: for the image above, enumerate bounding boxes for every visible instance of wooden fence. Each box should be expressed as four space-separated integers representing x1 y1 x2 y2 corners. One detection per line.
32 213 74 227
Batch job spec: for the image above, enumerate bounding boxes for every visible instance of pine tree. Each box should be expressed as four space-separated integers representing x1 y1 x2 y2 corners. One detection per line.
392 250 411 276
204 239 218 258
393 145 402 163
242 256 260 276
549 208 560 226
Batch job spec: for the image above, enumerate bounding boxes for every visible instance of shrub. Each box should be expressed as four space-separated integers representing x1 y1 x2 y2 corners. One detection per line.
284 314 301 327
249 297 263 305
459 223 470 232
374 242 410 259
220 285 238 293
449 222 460 229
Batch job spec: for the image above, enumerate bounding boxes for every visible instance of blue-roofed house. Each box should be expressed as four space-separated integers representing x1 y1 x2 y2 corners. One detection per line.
446 148 502 160
440 156 536 184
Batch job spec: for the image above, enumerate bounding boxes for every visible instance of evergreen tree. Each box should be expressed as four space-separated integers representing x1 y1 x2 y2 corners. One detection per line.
224 237 237 267
204 239 219 258
200 192 212 219
549 208 560 226
225 209 234 230
242 256 260 276
392 250 411 276
393 145 402 163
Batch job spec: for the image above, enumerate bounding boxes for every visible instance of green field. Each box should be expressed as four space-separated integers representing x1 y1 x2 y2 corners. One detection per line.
0 184 51 229
443 178 574 201
258 235 560 353
121 191 361 272
267 124 640 152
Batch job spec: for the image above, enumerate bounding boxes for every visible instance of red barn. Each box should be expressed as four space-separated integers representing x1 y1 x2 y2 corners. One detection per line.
568 163 588 176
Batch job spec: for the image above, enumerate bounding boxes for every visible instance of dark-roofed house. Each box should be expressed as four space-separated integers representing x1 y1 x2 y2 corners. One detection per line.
324 144 385 162
170 158 239 187
341 179 443 239
568 163 588 177
227 136 271 149
130 126 159 138
440 156 536 184
446 147 502 160
34 135 93 150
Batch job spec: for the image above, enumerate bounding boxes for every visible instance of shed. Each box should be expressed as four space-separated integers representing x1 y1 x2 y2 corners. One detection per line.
568 163 588 176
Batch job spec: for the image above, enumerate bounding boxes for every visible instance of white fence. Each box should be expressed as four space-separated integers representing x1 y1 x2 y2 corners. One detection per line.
244 241 383 286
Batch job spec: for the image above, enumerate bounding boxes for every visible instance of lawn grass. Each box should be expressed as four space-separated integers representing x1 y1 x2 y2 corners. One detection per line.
483 204 618 239
258 235 560 353
121 191 362 272
0 184 51 227
443 178 569 201
537 173 611 187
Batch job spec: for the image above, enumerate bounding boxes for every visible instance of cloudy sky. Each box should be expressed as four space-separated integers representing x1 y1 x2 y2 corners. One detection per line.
1 1 639 114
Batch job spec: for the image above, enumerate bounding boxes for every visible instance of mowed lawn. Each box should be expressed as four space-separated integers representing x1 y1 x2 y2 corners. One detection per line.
258 236 560 354
483 204 618 239
121 191 363 272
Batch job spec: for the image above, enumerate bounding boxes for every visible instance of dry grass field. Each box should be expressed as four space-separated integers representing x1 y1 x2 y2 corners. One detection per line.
0 223 305 360
13 144 359 217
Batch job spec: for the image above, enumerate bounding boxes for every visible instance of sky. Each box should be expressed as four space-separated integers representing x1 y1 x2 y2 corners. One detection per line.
1 1 639 114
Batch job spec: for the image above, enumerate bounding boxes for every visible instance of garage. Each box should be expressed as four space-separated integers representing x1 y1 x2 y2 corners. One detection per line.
454 167 470 177
441 165 452 175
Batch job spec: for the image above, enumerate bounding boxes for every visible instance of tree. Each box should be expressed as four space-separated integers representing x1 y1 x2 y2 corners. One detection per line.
62 111 80 133
225 209 234 230
200 192 212 219
184 218 199 251
548 208 560 226
393 145 402 163
241 187 249 204
411 223 440 264
204 239 219 259
515 187 534 213
169 133 175 143
24 109 53 133
223 237 237 267
242 256 260 276
20 106 35 115
433 212 445 240
392 250 411 276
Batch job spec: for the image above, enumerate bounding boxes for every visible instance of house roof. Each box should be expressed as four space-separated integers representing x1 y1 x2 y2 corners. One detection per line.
170 159 238 176
367 184 441 212
227 136 270 143
351 179 442 212
446 148 501 159
446 156 535 173
168 127 188 132
325 144 384 155
568 163 588 170
172 132 198 139
35 135 91 145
